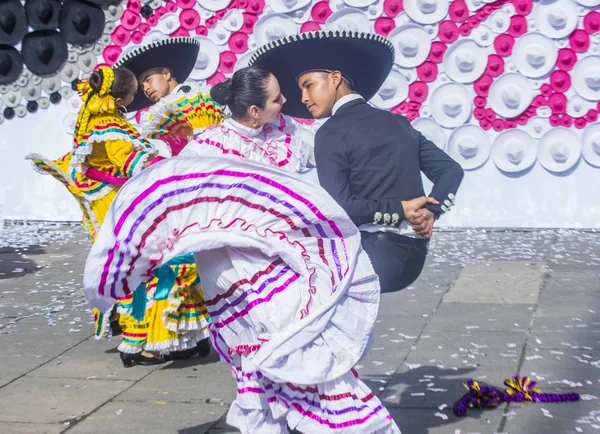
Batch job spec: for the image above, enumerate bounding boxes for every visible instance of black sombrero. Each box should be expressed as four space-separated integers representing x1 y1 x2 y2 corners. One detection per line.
0 0 28 46
248 30 395 119
21 29 68 76
0 45 23 85
59 0 105 45
114 37 201 112
25 0 63 30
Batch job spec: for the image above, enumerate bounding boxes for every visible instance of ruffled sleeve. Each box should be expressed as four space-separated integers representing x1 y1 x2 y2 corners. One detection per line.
104 139 153 178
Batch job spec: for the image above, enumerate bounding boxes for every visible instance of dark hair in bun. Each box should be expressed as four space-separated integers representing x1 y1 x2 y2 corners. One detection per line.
210 65 271 118
89 67 137 100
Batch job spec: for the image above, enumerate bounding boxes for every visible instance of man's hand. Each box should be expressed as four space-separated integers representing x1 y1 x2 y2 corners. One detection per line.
401 196 438 239
401 196 439 216
408 208 435 238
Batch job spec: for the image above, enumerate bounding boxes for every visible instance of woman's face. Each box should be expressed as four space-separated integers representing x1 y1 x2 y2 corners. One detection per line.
255 74 286 126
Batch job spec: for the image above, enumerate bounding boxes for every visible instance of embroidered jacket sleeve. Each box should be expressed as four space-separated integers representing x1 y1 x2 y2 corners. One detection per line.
314 124 402 227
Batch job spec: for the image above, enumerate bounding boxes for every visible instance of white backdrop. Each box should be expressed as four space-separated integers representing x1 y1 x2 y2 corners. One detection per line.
1 0 600 228
2 107 599 228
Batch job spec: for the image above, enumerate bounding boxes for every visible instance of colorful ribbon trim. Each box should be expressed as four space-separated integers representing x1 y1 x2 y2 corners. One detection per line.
453 376 580 417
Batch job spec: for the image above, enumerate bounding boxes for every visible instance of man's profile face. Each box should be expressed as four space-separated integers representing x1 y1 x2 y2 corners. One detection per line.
297 71 339 119
139 69 172 103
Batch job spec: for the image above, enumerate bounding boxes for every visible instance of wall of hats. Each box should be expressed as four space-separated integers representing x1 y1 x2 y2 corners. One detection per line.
1 0 600 227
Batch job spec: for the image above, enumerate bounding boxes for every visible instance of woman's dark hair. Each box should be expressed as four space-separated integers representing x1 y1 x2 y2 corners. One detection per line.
210 65 271 118
89 67 137 100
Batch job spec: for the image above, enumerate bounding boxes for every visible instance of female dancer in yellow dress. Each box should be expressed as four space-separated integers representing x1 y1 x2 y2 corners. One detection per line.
27 65 212 367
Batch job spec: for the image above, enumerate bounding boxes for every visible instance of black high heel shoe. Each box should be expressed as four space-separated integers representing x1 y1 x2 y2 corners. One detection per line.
120 351 165 368
197 338 211 357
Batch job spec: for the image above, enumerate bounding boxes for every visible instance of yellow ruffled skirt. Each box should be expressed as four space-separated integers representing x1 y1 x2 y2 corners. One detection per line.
114 260 211 355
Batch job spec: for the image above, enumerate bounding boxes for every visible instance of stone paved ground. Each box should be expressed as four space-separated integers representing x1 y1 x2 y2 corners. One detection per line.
0 223 599 434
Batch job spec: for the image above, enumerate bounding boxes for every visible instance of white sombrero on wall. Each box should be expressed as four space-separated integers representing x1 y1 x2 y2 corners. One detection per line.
447 124 491 170
572 55 600 101
442 39 487 84
513 32 557 78
369 68 408 109
492 129 537 173
325 7 372 33
538 127 581 173
411 117 446 150
488 73 534 119
253 13 299 48
387 24 431 68
404 0 450 25
582 123 600 168
429 82 472 128
534 0 579 39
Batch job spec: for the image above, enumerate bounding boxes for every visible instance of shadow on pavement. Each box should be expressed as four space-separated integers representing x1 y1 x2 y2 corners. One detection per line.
0 245 44 280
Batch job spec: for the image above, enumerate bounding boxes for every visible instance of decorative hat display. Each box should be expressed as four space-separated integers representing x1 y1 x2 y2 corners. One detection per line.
526 116 551 139
471 25 494 47
534 0 579 39
325 8 371 33
0 0 28 46
572 55 600 101
196 0 232 12
253 13 298 47
388 24 431 68
447 124 491 170
21 30 68 76
268 0 312 14
59 0 105 45
429 82 472 128
0 45 23 85
249 30 394 118
442 39 487 84
369 67 408 109
538 127 581 173
25 0 62 30
114 37 201 112
566 95 593 118
512 32 557 78
404 0 449 25
488 9 510 34
412 117 446 150
342 0 377 8
492 129 537 173
488 73 534 119
188 36 220 80
582 123 600 168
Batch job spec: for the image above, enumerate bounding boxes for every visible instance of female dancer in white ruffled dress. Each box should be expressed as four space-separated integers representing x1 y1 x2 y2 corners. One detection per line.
83 66 400 433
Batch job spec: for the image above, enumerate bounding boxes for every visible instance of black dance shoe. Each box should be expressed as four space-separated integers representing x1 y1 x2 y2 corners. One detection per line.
120 351 165 368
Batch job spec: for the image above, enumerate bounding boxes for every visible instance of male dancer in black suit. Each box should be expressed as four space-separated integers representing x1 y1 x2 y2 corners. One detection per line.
250 31 464 292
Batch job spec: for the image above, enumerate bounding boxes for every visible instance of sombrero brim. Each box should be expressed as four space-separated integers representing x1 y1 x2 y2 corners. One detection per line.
248 31 395 118
115 37 201 112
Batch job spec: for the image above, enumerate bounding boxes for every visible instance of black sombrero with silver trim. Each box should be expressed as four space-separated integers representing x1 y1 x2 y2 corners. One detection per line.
114 37 201 112
248 30 395 118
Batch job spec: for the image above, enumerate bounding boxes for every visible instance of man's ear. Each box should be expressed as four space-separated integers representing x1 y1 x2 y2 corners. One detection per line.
330 70 343 86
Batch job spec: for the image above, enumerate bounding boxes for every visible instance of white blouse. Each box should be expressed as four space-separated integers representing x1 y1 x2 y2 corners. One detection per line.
180 115 316 175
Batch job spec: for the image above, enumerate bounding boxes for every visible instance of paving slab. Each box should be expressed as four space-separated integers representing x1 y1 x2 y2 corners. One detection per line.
0 376 133 424
0 315 91 387
502 399 600 434
0 422 66 434
389 406 504 434
29 336 163 381
66 401 223 434
115 352 237 404
520 348 600 392
443 260 543 304
424 303 536 333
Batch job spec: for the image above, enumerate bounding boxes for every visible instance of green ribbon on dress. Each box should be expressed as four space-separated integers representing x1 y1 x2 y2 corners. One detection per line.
130 254 198 322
